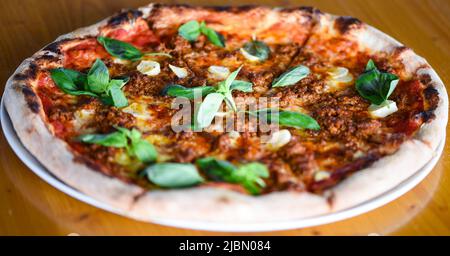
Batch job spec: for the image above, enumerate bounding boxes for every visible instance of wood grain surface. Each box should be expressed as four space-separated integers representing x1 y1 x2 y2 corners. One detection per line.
0 0 449 235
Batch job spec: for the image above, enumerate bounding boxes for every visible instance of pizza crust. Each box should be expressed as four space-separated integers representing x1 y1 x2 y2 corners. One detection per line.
3 4 448 224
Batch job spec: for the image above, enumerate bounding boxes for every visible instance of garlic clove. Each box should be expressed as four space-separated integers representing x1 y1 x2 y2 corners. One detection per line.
368 100 398 118
169 64 188 79
137 60 160 76
208 65 230 80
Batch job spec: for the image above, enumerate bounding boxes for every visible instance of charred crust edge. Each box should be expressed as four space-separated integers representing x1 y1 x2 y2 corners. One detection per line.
419 110 436 123
393 46 410 56
281 6 322 14
107 9 144 26
334 16 362 34
152 3 256 12
35 53 59 62
43 38 71 54
13 63 38 82
21 86 40 113
13 62 41 114
152 3 321 14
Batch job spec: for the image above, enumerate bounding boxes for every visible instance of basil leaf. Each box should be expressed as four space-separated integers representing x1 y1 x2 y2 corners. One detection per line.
178 20 201 42
222 91 236 112
145 163 204 188
200 22 225 47
233 162 269 194
366 59 377 71
196 158 269 194
242 40 270 61
163 84 216 99
217 65 242 93
51 68 86 88
108 77 129 89
129 128 142 142
196 157 236 181
126 128 157 163
129 140 157 163
247 109 319 130
107 84 128 108
79 127 158 164
195 92 224 128
50 68 97 97
97 36 143 61
355 59 399 105
50 60 130 106
87 59 110 93
276 111 320 130
100 78 129 108
272 65 310 88
230 80 253 92
78 132 128 148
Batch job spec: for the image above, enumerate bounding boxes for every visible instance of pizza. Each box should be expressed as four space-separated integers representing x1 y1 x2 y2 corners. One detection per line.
4 3 448 222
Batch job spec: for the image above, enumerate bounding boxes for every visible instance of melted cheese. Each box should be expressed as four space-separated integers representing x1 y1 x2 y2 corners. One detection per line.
122 102 151 120
122 102 154 131
314 170 331 182
73 109 95 132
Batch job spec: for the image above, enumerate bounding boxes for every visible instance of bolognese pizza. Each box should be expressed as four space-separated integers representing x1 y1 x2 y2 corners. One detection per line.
4 3 447 222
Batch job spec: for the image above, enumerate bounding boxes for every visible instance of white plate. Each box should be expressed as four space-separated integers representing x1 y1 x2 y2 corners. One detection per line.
0 99 445 232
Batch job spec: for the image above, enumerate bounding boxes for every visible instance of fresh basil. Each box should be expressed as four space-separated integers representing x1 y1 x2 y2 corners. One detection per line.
199 21 225 47
78 127 157 163
355 59 399 105
49 68 97 97
78 132 128 148
145 163 204 188
272 65 310 88
196 157 236 181
128 129 157 163
178 20 225 47
194 66 252 128
195 93 225 128
242 40 270 61
107 83 128 108
229 80 253 92
162 66 252 129
178 20 201 42
163 84 216 99
233 162 269 194
196 158 269 194
247 108 320 130
217 66 244 111
98 36 171 61
276 111 320 130
87 59 110 93
51 59 130 108
97 36 143 61
217 66 241 93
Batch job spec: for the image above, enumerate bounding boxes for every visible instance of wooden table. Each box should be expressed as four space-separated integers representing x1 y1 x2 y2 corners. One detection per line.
0 0 449 235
